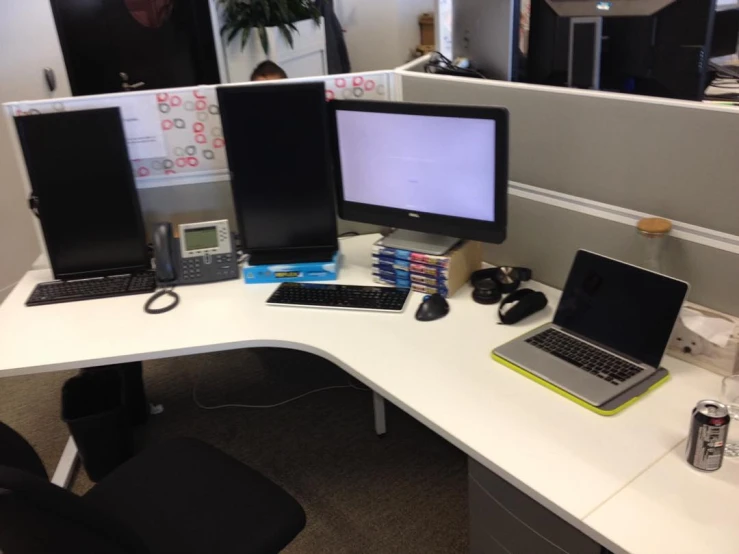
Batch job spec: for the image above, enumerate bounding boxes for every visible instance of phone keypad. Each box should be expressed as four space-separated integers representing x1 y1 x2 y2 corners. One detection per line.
182 258 202 281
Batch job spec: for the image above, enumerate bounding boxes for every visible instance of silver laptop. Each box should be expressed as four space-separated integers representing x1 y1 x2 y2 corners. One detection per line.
494 250 689 407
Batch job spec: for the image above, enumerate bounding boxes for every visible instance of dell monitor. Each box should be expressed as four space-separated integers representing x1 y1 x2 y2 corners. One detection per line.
15 108 149 280
329 101 508 254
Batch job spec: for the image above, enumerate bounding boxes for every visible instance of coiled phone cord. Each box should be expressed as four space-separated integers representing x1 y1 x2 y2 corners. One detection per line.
144 286 180 314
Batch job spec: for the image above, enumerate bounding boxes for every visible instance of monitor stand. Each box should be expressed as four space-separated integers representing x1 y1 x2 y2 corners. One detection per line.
381 230 460 255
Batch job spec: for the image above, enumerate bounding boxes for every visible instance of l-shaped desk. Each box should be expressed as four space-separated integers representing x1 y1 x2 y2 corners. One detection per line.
0 234 736 554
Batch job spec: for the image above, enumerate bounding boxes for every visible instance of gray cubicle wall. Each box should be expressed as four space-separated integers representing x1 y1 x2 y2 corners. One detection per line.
399 72 739 317
399 73 739 236
491 194 739 317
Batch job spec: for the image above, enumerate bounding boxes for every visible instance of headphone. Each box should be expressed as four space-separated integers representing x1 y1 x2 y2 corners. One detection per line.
470 266 533 305
498 289 548 325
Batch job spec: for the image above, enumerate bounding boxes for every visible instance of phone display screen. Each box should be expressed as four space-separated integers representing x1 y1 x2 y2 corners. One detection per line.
184 227 218 251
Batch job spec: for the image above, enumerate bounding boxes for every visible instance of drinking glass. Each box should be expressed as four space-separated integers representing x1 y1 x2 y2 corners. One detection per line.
720 375 739 457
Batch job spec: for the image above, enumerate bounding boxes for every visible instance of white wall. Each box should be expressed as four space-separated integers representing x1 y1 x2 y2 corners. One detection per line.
336 0 435 71
0 1 71 303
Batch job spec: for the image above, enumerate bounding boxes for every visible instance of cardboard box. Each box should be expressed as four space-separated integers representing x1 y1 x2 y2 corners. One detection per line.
419 13 435 46
243 252 339 284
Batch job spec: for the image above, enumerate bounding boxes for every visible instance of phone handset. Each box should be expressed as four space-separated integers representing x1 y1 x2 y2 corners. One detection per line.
153 222 177 284
146 222 180 314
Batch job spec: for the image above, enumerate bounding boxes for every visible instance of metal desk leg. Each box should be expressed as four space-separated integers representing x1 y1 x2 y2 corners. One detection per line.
51 435 79 489
373 391 387 436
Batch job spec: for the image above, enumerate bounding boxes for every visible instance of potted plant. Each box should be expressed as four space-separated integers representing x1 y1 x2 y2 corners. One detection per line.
218 0 321 56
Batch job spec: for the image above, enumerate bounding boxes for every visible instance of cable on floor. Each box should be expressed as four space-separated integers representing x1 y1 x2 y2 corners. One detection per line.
193 376 370 410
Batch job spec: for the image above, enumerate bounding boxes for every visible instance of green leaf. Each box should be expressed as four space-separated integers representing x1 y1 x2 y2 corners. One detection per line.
258 25 270 55
219 0 317 50
278 24 294 49
227 26 241 43
241 26 253 51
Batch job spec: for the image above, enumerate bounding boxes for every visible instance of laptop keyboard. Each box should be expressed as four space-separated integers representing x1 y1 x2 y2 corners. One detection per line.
526 328 644 386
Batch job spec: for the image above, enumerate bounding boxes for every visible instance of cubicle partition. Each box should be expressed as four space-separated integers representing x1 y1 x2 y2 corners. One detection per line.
6 64 739 316
4 70 396 241
397 70 739 316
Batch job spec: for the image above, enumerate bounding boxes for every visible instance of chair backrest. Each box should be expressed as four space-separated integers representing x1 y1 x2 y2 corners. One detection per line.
0 422 47 479
0 467 150 554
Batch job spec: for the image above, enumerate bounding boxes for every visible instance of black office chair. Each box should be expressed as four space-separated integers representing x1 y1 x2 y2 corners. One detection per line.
0 421 306 554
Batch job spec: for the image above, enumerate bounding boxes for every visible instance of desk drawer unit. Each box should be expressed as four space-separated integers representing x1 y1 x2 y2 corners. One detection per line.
469 459 601 554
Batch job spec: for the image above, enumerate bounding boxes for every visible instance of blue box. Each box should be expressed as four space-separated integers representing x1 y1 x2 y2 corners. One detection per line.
242 251 340 284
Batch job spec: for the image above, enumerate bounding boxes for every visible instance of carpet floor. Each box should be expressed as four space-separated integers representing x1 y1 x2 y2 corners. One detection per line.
0 348 469 553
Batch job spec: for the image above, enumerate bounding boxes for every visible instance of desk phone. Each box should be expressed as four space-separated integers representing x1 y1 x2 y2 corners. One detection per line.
153 220 239 285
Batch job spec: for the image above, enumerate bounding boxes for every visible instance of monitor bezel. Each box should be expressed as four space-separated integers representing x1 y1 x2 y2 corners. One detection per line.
328 100 508 244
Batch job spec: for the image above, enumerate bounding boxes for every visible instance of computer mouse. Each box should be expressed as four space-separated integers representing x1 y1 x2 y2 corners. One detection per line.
415 293 450 322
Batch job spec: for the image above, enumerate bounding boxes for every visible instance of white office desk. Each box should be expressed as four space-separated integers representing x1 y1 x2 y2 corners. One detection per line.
0 234 729 553
586 441 739 554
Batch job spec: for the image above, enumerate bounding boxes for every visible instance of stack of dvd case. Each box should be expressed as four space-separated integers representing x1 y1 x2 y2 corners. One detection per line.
371 238 482 298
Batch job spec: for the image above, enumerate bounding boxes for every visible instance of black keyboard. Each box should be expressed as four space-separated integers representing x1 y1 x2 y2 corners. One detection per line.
526 328 644 386
26 272 157 307
266 283 411 312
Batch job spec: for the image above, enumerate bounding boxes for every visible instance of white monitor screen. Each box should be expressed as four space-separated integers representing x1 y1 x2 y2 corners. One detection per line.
335 110 496 222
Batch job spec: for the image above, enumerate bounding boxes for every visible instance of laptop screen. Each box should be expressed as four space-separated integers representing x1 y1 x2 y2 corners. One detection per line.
554 251 688 368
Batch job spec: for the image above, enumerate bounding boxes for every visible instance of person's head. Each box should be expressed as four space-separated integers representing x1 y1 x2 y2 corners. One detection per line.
250 61 287 81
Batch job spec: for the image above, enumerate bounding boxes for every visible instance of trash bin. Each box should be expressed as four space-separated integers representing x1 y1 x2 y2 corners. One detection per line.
62 369 134 482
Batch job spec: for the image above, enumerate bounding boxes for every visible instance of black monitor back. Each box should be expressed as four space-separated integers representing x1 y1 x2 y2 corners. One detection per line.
14 108 149 280
217 82 338 265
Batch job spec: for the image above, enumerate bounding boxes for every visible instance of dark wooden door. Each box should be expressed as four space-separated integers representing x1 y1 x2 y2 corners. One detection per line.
51 0 220 96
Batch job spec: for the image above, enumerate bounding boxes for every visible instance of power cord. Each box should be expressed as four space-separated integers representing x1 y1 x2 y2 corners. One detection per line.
424 51 487 79
193 376 370 410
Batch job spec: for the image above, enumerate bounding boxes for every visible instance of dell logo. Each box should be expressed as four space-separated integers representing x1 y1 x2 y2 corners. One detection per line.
409 212 420 218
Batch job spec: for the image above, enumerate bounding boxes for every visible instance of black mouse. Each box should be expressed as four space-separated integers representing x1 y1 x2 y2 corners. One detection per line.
415 293 450 322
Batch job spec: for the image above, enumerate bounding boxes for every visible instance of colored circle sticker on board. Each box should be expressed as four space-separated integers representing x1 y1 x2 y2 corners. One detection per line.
175 158 187 168
193 122 205 133
159 103 171 114
137 167 150 177
353 76 364 87
197 112 208 122
213 138 225 148
162 120 174 131
163 159 174 169
174 147 185 157
335 78 346 88
211 126 222 138
170 96 182 107
365 80 376 92
208 104 219 115
196 100 207 111
195 134 207 144
203 150 215 160
184 101 195 111
174 119 185 129
157 93 169 103
326 90 335 101
185 145 196 156
187 157 199 167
